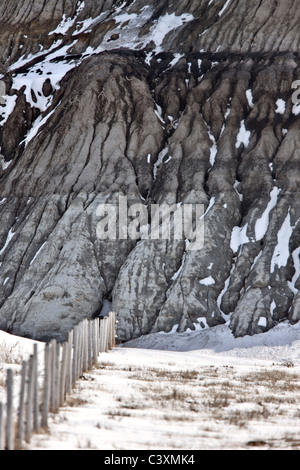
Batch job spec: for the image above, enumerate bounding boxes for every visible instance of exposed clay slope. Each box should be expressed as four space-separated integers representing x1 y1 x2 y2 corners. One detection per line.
0 0 299 342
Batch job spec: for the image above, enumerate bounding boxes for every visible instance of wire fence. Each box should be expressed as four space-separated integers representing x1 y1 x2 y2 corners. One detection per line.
0 312 116 450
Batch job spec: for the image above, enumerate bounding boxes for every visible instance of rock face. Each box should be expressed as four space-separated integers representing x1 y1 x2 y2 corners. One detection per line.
0 0 299 342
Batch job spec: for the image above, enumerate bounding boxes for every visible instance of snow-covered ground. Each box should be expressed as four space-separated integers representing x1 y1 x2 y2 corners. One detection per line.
1 321 300 450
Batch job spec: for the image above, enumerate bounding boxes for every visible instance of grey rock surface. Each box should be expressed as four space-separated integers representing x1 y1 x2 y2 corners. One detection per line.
0 0 299 342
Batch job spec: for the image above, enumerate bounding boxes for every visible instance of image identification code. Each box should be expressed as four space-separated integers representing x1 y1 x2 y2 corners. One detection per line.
104 454 196 467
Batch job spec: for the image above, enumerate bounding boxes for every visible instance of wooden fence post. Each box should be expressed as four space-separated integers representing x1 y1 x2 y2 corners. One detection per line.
50 339 60 414
0 402 4 451
0 315 116 450
59 342 67 407
16 360 27 448
6 368 14 450
50 339 55 413
92 320 97 366
112 311 116 348
72 325 77 388
108 313 112 349
108 312 115 349
99 319 104 353
86 320 90 369
104 317 108 352
78 324 82 378
81 320 85 374
96 319 100 359
83 319 88 374
41 342 51 429
65 330 73 395
106 315 111 350
25 355 34 444
78 323 83 376
33 344 39 432
54 342 60 413
87 321 92 370
110 312 115 348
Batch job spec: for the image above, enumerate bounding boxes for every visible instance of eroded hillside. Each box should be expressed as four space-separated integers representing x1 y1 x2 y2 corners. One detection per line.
0 0 299 342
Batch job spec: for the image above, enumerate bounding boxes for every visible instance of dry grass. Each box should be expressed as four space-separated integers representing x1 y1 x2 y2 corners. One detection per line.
25 352 300 450
242 369 300 393
0 342 24 388
0 341 23 367
194 366 300 429
65 396 88 408
106 409 132 419
162 413 196 422
103 361 300 441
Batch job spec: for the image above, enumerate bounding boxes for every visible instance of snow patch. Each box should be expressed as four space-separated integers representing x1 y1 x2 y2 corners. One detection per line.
195 317 209 330
275 99 286 114
218 0 231 16
158 324 179 335
49 1 85 35
0 155 13 171
208 130 218 166
23 105 59 147
168 53 184 68
153 146 169 180
0 229 15 255
230 223 250 253
270 300 276 316
199 276 215 286
49 14 77 35
74 12 107 35
258 317 267 328
0 94 17 124
250 250 263 272
30 242 47 266
271 210 294 273
171 253 187 282
204 197 216 217
149 13 194 54
255 187 281 241
288 247 300 294
233 180 243 201
292 103 300 116
246 89 254 108
235 120 250 148
217 270 232 316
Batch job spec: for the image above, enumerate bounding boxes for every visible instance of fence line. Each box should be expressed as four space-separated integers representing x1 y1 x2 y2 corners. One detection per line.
0 312 116 450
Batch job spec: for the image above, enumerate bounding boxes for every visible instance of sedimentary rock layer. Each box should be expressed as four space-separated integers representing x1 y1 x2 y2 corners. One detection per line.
0 0 299 342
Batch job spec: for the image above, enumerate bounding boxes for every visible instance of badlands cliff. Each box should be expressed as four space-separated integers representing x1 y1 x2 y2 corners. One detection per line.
0 0 299 342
